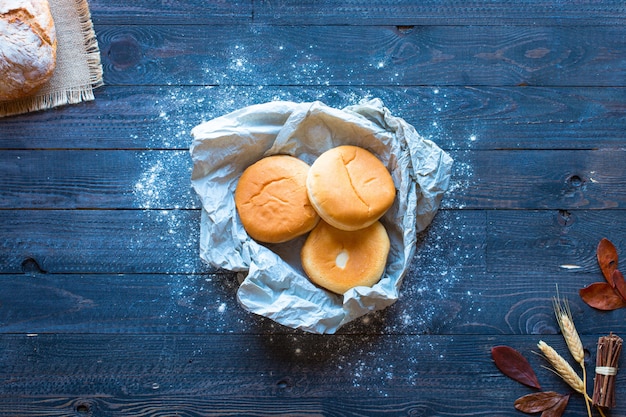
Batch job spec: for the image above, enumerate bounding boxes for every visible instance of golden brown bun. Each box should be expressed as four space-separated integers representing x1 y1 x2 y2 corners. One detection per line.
0 0 57 101
301 220 390 294
306 145 395 231
235 155 319 243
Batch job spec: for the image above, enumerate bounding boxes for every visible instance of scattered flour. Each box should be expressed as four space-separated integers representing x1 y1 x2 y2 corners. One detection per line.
130 45 477 334
133 150 195 209
420 87 477 211
131 149 202 283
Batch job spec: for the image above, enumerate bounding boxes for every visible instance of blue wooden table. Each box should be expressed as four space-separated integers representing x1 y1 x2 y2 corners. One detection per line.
1 1 626 415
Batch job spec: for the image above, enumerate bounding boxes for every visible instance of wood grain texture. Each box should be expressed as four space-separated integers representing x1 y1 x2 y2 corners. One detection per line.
0 208 480 274
446 149 626 210
2 208 626 276
253 0 626 26
0 150 196 209
0 396 596 417
86 0 626 26
6 207 625 337
486 210 626 274
97 25 626 87
89 0 252 25
2 149 626 210
2 270 625 336
1 86 624 151
2 2 626 416
0 273 249 334
0 209 207 274
0 334 611 416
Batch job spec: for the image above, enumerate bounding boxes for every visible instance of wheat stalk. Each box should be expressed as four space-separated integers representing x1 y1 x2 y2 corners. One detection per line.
554 297 585 366
537 340 585 394
552 296 595 417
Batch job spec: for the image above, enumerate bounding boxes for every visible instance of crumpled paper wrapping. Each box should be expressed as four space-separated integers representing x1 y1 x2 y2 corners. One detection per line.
190 99 453 334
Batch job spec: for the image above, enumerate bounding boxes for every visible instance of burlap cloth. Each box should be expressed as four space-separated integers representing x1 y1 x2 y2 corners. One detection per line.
0 0 103 118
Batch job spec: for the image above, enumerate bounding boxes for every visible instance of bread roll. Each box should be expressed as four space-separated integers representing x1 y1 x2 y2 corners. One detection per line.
0 0 57 101
301 220 390 294
307 145 395 231
235 155 319 243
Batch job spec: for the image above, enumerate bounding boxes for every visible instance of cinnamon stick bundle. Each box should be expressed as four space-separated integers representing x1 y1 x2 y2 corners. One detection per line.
593 334 623 409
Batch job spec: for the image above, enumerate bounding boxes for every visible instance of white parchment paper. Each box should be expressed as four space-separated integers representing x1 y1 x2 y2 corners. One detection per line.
190 99 453 334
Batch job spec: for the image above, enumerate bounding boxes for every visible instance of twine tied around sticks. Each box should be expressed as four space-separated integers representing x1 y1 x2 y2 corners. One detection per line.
592 334 622 409
595 366 618 376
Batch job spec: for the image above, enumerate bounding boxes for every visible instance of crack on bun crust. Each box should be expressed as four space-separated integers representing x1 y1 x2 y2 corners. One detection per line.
341 149 371 212
306 145 396 231
235 155 319 244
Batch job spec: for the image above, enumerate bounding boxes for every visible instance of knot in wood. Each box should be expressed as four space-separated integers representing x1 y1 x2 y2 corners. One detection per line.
567 174 585 188
21 257 45 275
557 210 574 227
107 35 142 69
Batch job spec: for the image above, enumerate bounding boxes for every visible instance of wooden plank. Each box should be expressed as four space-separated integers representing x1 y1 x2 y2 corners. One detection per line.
1 86 624 151
0 206 619 334
6 208 606 337
0 209 208 274
0 273 252 334
0 333 612 416
487 209 626 275
2 208 626 278
2 149 626 210
2 269 625 336
253 0 626 26
3 207 626 282
85 0 626 26
0 209 485 275
0 391 598 417
88 0 253 25
0 150 196 209
96 25 626 87
445 149 626 210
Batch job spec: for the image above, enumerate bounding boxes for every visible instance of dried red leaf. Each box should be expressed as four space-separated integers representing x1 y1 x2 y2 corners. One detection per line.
541 393 570 417
491 345 541 390
612 270 626 301
579 282 626 310
514 391 564 413
598 238 619 284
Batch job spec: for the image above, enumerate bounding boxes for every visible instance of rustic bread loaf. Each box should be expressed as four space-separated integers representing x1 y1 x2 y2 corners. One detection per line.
0 0 57 101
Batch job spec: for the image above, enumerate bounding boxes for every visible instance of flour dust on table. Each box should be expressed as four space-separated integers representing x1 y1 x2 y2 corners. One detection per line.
129 81 461 333
136 86 387 149
443 152 475 210
133 151 197 209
